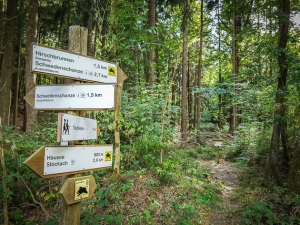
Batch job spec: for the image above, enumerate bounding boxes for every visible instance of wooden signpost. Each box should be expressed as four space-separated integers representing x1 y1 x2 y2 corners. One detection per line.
24 84 115 110
23 26 127 225
24 145 113 178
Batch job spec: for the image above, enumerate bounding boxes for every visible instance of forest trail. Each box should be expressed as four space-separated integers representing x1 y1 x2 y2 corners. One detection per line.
198 159 240 225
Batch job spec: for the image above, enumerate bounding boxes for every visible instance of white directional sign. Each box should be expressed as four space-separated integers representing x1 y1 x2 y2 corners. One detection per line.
31 43 117 83
213 140 223 147
25 84 115 110
57 113 98 142
23 145 113 178
44 145 113 175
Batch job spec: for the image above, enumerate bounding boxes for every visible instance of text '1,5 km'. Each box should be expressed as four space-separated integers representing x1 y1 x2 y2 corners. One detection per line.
31 43 117 83
24 84 115 110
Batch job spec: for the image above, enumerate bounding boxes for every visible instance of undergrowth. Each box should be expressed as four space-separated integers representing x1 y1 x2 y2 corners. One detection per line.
222 122 300 225
78 146 222 225
1 112 223 225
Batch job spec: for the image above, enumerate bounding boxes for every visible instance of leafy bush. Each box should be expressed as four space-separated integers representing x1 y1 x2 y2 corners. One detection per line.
223 122 271 164
239 201 274 225
0 114 61 224
236 162 300 225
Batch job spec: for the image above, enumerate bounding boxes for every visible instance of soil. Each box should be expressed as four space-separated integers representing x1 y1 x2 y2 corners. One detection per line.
198 159 240 225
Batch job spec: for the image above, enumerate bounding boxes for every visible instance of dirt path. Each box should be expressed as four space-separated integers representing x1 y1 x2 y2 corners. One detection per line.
198 160 240 225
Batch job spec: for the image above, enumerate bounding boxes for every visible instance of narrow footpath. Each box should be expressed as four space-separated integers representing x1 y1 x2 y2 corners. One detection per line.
198 160 240 225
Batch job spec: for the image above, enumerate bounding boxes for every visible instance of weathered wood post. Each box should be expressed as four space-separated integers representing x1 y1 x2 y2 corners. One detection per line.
113 67 127 174
59 26 88 225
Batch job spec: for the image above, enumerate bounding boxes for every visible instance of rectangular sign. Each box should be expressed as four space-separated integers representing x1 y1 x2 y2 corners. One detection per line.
31 43 117 83
44 146 113 175
214 141 223 147
57 113 98 142
33 84 115 110
24 145 113 178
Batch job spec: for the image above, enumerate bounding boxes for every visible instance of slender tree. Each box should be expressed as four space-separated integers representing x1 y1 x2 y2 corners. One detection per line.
181 0 189 141
146 0 156 86
13 0 25 126
0 0 18 126
195 0 204 140
0 0 6 66
229 6 239 135
25 0 38 133
267 0 290 184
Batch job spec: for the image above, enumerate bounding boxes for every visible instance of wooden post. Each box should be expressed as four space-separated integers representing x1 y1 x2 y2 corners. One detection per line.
113 67 127 174
213 140 223 164
59 26 88 225
216 146 220 164
113 83 122 174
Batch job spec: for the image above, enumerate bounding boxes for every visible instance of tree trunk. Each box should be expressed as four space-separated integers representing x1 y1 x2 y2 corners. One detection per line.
229 12 239 135
145 0 155 86
187 57 193 130
25 0 38 133
134 41 140 95
196 0 203 141
0 0 7 67
217 0 223 130
87 1 95 56
0 118 8 225
0 0 17 126
171 66 176 127
13 0 24 126
267 0 290 184
111 0 116 56
181 0 188 141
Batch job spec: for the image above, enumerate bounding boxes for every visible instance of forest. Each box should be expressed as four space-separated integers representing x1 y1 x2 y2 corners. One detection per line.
1 0 300 224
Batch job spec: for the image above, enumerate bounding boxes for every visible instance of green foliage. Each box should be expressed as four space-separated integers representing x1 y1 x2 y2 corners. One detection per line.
223 122 271 165
239 202 274 225
78 146 222 225
235 161 300 225
121 85 178 142
0 114 60 224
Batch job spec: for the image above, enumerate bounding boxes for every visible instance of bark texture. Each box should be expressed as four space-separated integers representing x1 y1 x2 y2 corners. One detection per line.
181 0 188 141
145 0 156 86
0 0 17 126
267 0 290 184
25 0 38 133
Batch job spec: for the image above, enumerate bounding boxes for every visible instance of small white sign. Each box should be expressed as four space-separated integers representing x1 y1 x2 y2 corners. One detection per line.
44 145 113 175
59 113 98 142
214 141 223 147
34 84 115 110
31 44 117 83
